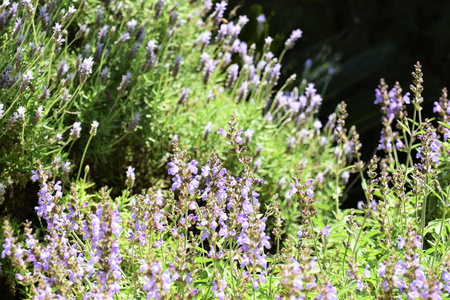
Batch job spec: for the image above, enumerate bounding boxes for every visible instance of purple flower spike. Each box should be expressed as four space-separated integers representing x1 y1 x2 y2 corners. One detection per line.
167 162 179 175
297 227 303 239
285 29 303 49
397 235 405 249
217 128 227 136
320 225 331 238
306 185 314 199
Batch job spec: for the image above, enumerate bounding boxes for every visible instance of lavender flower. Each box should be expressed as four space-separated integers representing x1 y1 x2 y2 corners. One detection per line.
188 160 199 174
341 170 350 183
212 1 227 26
90 121 99 136
237 81 249 103
33 106 44 123
57 60 69 80
0 182 5 204
52 23 65 49
75 24 90 40
98 25 109 43
172 55 181 78
268 64 281 85
62 6 76 22
61 161 71 176
196 31 211 51
177 87 189 105
203 58 216 84
79 57 94 82
416 122 441 171
127 19 138 32
167 162 179 175
118 72 132 93
320 225 331 238
16 106 26 123
244 129 254 143
226 64 239 89
306 184 314 199
20 70 33 92
115 32 130 46
398 235 405 249
155 0 164 18
203 122 212 140
126 166 135 188
36 8 49 30
70 122 82 139
203 0 213 15
12 17 21 37
287 183 297 199
188 176 200 194
285 29 303 49
100 66 109 83
95 8 103 27
257 14 266 23
146 40 157 58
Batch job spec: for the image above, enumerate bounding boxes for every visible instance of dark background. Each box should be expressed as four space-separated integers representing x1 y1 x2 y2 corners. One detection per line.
229 0 450 154
228 0 450 205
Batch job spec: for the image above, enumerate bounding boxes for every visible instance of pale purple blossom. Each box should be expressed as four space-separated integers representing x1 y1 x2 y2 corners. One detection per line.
364 265 371 278
320 225 331 238
256 14 266 23
34 106 44 122
217 128 227 137
70 122 82 139
287 183 297 199
16 106 26 122
188 176 200 194
398 235 405 249
188 160 199 174
127 19 138 31
341 170 350 183
285 29 303 49
297 227 302 239
126 166 135 188
79 57 94 82
118 72 132 93
167 162 179 175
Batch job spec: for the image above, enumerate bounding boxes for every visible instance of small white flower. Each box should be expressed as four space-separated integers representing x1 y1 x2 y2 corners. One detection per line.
90 120 99 136
17 106 26 121
34 106 44 121
61 161 71 174
127 19 138 31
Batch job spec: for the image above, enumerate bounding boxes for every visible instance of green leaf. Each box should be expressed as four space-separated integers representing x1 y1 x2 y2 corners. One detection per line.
396 120 411 135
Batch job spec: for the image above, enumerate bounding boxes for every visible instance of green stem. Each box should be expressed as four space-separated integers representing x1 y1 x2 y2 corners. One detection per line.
431 190 447 268
352 212 368 260
421 176 429 239
109 132 130 148
76 134 93 181
342 232 352 278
